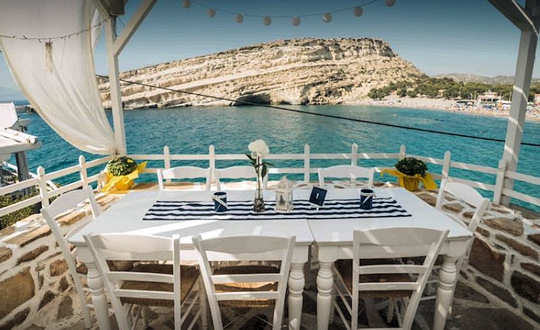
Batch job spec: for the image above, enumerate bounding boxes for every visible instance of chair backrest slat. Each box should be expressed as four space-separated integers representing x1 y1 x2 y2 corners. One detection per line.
318 165 374 187
157 166 211 191
193 235 295 330
215 166 267 191
212 273 282 284
350 227 448 330
85 234 184 330
357 264 427 275
436 179 490 232
44 186 100 219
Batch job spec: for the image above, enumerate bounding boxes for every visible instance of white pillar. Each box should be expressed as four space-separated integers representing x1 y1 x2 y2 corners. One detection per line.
500 28 537 205
104 16 127 155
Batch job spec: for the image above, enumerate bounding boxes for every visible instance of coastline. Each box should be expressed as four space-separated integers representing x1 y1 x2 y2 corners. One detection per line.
348 96 540 122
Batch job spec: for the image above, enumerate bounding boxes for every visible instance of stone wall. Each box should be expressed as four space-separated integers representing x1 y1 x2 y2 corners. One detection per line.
417 190 540 327
0 194 118 329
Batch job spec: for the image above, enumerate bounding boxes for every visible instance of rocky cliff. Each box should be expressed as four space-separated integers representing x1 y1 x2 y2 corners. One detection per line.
97 38 422 109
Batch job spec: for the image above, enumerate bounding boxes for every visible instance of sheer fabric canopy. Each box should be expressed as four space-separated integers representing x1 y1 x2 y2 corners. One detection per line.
0 0 115 155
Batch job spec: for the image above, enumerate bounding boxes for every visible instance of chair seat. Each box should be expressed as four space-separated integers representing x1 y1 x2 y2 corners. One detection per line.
214 265 279 308
335 260 412 298
120 263 199 307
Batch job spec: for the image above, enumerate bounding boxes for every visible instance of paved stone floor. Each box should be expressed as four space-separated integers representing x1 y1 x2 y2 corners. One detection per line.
29 275 536 330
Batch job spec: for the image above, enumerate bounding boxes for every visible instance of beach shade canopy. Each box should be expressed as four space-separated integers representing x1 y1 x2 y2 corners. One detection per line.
0 0 115 155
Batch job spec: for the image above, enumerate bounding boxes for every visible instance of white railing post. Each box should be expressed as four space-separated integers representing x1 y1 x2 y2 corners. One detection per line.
209 145 216 184
494 159 507 205
441 151 451 183
304 144 310 183
399 145 406 160
79 155 88 188
163 146 171 183
351 143 358 167
37 166 49 208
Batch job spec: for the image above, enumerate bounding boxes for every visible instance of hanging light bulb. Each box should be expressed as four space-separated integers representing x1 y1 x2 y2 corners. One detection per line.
353 7 363 17
322 13 332 23
182 0 191 8
263 16 272 26
292 16 301 26
235 13 243 23
207 8 216 17
385 0 396 7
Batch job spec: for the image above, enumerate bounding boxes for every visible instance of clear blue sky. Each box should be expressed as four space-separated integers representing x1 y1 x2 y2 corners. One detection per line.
0 0 537 100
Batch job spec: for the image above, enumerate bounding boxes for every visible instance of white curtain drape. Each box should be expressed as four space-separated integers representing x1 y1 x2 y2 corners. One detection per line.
0 0 116 155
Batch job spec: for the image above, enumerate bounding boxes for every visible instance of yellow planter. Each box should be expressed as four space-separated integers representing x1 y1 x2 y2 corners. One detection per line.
101 162 147 193
380 169 438 192
402 176 421 192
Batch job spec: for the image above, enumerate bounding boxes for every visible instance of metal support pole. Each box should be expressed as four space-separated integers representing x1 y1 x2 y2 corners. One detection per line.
104 16 127 155
14 151 30 182
500 28 537 205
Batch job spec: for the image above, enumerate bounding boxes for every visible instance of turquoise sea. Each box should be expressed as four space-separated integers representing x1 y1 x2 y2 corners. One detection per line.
15 105 540 210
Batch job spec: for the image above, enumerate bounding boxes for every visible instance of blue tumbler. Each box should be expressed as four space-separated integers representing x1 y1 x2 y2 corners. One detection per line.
360 189 375 210
213 192 228 212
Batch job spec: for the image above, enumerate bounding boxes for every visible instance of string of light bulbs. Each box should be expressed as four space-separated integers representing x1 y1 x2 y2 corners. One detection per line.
0 17 109 42
182 0 396 26
0 0 395 41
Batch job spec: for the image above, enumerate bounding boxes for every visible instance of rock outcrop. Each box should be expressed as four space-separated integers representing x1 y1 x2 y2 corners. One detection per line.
98 38 422 109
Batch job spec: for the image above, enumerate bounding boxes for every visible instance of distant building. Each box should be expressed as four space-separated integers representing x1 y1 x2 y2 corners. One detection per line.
534 93 540 105
476 91 501 110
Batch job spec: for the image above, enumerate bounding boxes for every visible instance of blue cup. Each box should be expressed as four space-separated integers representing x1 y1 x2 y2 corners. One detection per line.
213 192 228 212
360 189 375 210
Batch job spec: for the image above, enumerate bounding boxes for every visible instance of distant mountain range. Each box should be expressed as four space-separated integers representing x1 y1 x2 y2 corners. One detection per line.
434 73 540 85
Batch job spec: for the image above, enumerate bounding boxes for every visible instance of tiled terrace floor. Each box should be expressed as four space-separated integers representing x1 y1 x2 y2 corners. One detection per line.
30 270 535 330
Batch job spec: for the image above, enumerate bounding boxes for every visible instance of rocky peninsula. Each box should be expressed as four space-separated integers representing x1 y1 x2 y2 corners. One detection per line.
97 38 422 109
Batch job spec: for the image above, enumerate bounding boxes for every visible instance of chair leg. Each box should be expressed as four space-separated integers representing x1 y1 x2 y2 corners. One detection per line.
198 279 209 329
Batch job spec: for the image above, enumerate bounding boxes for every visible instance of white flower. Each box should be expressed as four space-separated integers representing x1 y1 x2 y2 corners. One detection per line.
248 139 269 157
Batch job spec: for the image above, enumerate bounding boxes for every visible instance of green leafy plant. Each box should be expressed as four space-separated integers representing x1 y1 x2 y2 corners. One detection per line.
245 154 272 178
106 156 138 176
395 157 428 177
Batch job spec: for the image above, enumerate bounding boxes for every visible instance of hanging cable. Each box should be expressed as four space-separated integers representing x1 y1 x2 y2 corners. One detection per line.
96 75 540 148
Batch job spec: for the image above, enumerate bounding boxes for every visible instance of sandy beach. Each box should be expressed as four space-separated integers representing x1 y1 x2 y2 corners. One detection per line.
350 96 540 122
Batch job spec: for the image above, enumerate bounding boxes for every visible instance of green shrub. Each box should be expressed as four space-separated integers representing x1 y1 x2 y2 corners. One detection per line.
0 192 40 230
106 156 138 176
395 157 428 177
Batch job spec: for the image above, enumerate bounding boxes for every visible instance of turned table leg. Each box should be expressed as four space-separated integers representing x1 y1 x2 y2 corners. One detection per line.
288 262 305 330
317 261 334 330
87 261 112 330
433 256 458 330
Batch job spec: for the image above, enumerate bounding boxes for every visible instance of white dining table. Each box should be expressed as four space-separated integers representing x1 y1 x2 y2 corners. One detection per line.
308 187 473 330
68 189 314 330
69 187 472 330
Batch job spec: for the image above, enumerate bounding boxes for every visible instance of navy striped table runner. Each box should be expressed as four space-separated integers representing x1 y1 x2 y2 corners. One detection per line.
142 197 411 221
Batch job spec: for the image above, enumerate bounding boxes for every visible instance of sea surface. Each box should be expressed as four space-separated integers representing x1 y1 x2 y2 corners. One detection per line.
14 105 540 210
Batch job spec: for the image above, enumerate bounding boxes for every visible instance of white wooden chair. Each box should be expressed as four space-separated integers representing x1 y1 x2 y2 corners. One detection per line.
84 233 203 330
333 227 448 330
318 165 375 188
420 180 490 301
215 165 267 191
41 187 101 328
192 235 295 330
157 166 211 191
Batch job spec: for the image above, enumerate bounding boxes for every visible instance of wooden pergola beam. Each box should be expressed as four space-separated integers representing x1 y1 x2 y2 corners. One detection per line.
113 0 157 56
490 0 540 205
488 0 538 31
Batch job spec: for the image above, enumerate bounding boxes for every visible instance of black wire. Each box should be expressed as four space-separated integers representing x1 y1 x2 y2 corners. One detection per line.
96 75 540 148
